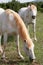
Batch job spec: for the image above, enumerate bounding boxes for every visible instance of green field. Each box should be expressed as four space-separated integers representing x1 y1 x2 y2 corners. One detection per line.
0 11 43 65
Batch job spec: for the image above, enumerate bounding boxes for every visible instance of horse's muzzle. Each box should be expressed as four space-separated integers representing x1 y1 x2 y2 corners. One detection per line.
32 16 36 19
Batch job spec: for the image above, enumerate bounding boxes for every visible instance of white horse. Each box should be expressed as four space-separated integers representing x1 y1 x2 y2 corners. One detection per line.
0 8 36 62
18 4 37 41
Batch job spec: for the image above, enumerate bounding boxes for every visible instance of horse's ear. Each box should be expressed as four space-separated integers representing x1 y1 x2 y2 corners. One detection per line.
28 5 31 11
28 5 30 8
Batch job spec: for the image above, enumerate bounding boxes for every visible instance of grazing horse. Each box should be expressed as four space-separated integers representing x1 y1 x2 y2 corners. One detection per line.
18 4 37 41
0 8 36 62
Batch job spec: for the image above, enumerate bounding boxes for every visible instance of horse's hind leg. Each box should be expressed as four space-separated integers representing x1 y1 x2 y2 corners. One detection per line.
16 34 24 60
0 35 3 53
2 33 7 59
33 23 37 41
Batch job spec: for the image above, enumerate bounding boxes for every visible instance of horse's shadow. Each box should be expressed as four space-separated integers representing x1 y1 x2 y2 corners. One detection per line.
0 59 29 65
0 59 40 65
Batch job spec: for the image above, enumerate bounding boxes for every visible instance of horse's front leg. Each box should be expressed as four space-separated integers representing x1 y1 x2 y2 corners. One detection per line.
33 22 37 41
16 34 24 60
0 35 3 53
27 25 30 37
2 33 7 59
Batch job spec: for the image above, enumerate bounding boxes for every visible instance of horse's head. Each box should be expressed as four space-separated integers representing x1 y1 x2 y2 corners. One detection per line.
24 39 36 62
28 4 37 19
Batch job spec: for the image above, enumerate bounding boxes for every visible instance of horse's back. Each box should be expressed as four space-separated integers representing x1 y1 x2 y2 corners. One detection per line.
0 8 5 15
19 7 27 12
19 7 27 16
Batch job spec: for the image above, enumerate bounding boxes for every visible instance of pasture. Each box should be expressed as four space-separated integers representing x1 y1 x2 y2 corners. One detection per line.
0 11 43 65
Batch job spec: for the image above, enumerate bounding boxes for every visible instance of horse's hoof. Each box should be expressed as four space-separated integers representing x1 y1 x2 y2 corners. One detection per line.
21 57 24 60
18 53 25 60
34 38 37 41
1 56 8 60
1 57 8 63
19 56 24 60
20 55 24 60
32 38 37 41
17 56 24 60
18 55 25 60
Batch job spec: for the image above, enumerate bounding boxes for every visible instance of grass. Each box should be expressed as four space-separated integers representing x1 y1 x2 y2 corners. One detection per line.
0 11 43 65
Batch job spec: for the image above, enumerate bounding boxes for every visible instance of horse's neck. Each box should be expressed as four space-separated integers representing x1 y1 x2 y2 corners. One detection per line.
25 8 29 16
